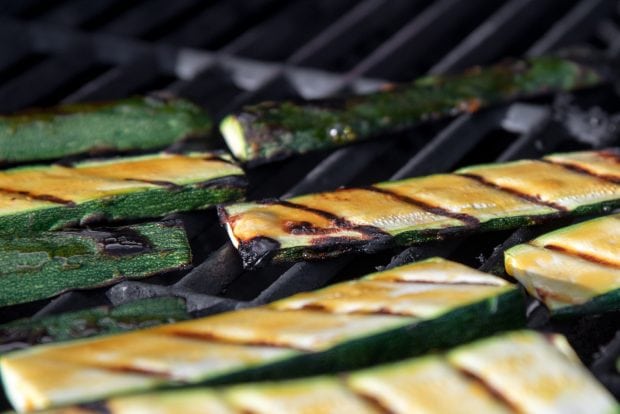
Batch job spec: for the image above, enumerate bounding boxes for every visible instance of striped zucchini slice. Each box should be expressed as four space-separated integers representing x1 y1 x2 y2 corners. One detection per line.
38 331 618 414
505 213 620 315
0 297 190 351
0 151 245 235
220 150 620 268
0 96 212 164
220 55 606 164
0 258 523 412
0 221 192 308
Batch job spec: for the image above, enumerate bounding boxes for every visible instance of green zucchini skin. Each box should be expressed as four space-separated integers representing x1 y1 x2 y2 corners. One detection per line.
0 221 192 307
0 96 212 164
220 150 620 269
0 152 246 236
0 297 190 352
221 56 606 163
0 258 524 412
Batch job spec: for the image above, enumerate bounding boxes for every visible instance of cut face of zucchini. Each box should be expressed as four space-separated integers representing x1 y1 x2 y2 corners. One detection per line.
0 297 190 351
220 55 606 164
505 213 620 315
0 258 523 412
0 221 192 307
0 96 212 164
220 149 620 269
0 151 245 235
39 331 618 414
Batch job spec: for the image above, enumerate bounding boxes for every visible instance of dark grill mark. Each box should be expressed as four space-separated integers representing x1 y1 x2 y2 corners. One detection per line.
0 188 74 205
342 381 396 414
541 158 620 185
365 186 480 227
123 178 181 189
165 329 309 352
456 367 521 412
544 243 620 269
457 173 568 212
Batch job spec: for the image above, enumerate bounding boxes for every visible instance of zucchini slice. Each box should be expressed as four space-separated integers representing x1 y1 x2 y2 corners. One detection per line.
0 297 190 351
38 331 618 414
0 258 524 412
505 212 620 316
0 151 245 235
0 221 192 308
220 55 606 164
220 149 620 269
0 96 212 164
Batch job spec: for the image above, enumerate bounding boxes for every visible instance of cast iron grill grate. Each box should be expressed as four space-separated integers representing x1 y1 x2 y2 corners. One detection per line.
0 0 619 405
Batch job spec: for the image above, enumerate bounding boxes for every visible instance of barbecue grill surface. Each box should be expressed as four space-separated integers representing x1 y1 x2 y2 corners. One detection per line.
0 0 619 408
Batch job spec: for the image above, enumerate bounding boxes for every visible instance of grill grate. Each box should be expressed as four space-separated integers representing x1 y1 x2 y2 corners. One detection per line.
1 0 620 405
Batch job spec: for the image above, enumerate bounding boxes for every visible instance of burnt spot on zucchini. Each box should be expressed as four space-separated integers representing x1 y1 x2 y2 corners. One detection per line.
222 150 619 268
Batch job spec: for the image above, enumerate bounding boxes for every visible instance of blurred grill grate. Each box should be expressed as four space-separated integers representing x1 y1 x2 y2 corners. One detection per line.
0 0 619 405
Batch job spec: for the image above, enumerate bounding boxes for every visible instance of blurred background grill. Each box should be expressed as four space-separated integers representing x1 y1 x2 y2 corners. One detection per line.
1 0 620 404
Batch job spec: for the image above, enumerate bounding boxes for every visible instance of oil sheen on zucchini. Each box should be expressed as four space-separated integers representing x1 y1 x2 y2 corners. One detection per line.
221 55 607 164
220 149 620 269
0 221 192 308
0 151 245 235
0 297 190 352
31 331 619 414
0 96 212 164
0 258 524 412
505 211 620 316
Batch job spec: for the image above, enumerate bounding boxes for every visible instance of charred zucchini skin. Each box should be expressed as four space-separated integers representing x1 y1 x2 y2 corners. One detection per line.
0 297 190 351
222 56 605 163
0 221 192 307
221 150 620 269
0 152 246 235
0 96 212 164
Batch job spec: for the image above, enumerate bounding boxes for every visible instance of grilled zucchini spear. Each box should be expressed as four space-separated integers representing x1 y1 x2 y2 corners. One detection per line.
0 96 212 164
0 297 189 352
0 258 524 412
28 331 619 414
221 55 607 163
0 151 245 235
0 221 192 308
220 149 620 268
505 212 620 317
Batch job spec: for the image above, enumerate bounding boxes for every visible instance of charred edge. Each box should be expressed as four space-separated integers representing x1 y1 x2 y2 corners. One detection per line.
456 367 520 412
457 173 568 212
339 377 396 414
124 178 182 189
544 243 620 269
365 186 481 227
202 155 239 166
196 174 248 189
92 227 154 256
541 158 620 185
238 236 281 269
165 329 308 352
599 148 620 163
0 188 75 205
77 402 112 414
